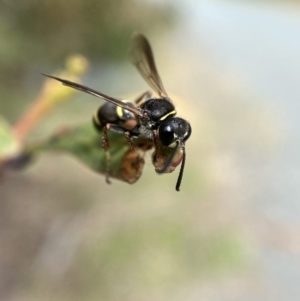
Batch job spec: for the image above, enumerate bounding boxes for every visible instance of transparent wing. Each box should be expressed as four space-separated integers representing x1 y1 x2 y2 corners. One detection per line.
43 74 143 117
129 33 169 99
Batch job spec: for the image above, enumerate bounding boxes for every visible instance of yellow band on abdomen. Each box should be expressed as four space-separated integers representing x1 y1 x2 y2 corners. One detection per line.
93 111 101 126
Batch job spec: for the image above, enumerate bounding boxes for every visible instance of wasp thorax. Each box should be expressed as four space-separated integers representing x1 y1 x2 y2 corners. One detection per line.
159 117 191 148
141 98 176 122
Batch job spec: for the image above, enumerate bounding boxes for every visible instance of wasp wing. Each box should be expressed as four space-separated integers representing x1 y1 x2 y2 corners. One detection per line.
129 33 169 99
42 74 143 117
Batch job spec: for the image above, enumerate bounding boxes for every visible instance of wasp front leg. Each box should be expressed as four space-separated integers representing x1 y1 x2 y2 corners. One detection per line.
152 129 161 152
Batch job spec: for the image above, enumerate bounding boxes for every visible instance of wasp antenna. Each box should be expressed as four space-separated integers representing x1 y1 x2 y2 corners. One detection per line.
175 146 186 192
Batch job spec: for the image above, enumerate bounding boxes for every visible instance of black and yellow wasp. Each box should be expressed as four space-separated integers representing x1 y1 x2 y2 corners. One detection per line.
44 33 192 191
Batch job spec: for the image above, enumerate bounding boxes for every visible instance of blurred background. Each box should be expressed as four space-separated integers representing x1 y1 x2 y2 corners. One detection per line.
1 0 300 300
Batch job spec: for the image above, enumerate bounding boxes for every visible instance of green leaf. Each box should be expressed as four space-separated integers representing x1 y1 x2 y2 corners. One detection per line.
27 123 154 184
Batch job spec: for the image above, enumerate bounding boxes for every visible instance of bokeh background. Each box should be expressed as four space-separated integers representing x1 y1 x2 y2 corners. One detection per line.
1 0 300 300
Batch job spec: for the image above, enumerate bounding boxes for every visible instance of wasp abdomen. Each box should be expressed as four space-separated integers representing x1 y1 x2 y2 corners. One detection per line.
93 102 117 131
93 101 138 133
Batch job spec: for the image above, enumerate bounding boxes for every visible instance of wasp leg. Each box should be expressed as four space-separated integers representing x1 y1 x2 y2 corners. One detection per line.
152 129 161 151
151 129 165 169
102 125 111 184
124 131 135 150
134 91 152 106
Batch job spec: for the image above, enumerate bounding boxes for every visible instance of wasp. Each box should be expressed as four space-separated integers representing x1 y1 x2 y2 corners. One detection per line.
43 33 192 191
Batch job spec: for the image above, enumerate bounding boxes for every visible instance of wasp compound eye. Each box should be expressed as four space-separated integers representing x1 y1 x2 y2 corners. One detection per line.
158 122 175 147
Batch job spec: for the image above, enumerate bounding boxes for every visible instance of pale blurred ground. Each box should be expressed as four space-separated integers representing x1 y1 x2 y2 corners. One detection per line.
1 1 300 300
